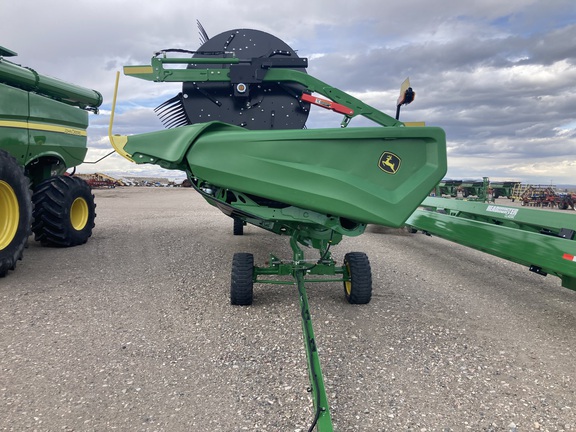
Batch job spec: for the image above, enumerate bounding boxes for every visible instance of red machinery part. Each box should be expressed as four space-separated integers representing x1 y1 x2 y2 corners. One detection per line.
300 93 354 116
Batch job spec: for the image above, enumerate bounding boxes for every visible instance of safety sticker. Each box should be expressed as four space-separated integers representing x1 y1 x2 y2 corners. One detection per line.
486 205 518 219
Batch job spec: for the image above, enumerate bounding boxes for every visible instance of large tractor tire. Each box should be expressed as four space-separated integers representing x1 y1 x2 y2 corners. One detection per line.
343 252 372 304
0 150 32 277
32 175 96 247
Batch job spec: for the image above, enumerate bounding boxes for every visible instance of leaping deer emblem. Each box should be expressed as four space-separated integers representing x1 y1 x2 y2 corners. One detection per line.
378 152 401 174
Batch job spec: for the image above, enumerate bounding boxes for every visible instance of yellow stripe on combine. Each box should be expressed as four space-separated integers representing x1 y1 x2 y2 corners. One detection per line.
0 120 87 136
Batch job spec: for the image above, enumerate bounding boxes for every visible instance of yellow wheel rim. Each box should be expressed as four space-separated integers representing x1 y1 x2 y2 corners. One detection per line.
0 180 20 250
70 197 89 231
344 262 352 296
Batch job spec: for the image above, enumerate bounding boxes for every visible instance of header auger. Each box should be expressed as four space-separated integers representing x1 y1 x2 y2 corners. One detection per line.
110 28 447 431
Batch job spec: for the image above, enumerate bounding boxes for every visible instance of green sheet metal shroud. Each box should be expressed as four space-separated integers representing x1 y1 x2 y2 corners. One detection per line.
124 121 447 228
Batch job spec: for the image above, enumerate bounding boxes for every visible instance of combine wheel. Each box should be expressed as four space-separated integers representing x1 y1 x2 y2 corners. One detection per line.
0 150 32 277
343 252 372 304
233 217 244 235
32 175 96 247
231 252 254 305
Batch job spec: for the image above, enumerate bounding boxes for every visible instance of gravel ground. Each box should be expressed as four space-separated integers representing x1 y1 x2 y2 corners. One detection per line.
1 188 575 432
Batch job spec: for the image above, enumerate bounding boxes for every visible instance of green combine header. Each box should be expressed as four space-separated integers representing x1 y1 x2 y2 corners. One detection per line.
108 28 446 431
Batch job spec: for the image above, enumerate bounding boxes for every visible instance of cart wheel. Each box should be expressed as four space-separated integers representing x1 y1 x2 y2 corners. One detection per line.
343 252 372 304
233 217 244 235
231 252 254 305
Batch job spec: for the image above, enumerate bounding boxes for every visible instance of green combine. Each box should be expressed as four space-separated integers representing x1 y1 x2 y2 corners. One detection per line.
0 46 102 276
110 28 446 431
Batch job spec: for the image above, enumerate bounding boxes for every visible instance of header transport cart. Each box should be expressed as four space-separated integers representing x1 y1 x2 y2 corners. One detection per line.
109 27 446 431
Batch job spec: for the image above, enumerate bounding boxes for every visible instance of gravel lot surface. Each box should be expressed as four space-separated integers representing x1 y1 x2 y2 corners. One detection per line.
1 188 575 431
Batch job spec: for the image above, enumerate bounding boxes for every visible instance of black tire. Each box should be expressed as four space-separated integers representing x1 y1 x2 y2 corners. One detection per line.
0 150 32 277
233 217 244 236
231 252 254 305
32 175 96 247
343 252 372 304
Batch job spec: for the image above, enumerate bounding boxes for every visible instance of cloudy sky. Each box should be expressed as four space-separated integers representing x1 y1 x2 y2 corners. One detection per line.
3 0 576 185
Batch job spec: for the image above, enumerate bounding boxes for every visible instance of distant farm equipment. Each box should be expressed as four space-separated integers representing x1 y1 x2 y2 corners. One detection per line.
434 178 520 202
76 173 118 189
510 184 575 210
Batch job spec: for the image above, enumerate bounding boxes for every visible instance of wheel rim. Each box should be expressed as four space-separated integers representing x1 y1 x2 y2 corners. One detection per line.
344 262 352 296
0 180 20 250
70 197 89 230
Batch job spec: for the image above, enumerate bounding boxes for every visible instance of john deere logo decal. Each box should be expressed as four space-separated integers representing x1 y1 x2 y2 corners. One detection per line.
378 152 401 174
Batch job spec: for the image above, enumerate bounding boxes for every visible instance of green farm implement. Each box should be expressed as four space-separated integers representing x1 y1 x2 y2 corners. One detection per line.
110 27 446 430
0 46 102 276
108 26 576 429
433 177 522 201
406 197 576 291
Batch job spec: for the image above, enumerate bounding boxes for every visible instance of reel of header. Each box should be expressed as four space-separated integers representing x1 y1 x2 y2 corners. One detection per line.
156 28 310 130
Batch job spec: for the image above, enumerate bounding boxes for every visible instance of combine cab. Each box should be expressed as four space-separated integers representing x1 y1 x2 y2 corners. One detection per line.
0 46 102 276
